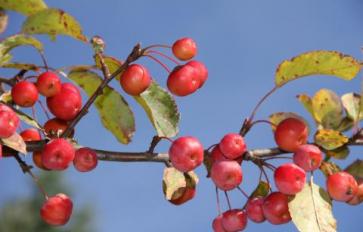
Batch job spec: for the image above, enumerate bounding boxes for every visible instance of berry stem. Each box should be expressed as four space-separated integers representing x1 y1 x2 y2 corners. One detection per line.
143 44 172 50
147 50 181 65
144 54 171 73
39 52 49 71
215 187 222 215
237 186 249 199
38 100 51 120
224 191 232 210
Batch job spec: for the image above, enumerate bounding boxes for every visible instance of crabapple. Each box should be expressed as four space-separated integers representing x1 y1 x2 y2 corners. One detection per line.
262 192 291 225
326 171 358 202
221 209 247 232
172 37 197 61
186 60 208 88
44 118 74 138
219 133 247 160
73 147 98 172
210 145 227 164
11 81 39 107
0 104 19 138
293 144 323 171
42 138 75 170
274 163 306 195
169 136 204 172
212 215 227 232
40 193 73 226
347 182 363 205
167 65 199 96
211 160 242 191
274 118 308 152
36 71 62 97
33 151 49 170
246 197 265 223
120 64 151 95
20 128 41 141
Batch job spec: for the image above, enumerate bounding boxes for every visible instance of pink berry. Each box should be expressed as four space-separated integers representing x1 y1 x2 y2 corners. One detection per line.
219 133 247 160
20 128 41 141
274 118 308 152
327 171 358 202
186 60 208 88
221 209 247 232
37 71 62 97
211 160 242 191
262 192 291 225
293 144 323 171
212 215 227 232
210 145 227 164
274 163 306 195
0 104 19 138
246 197 265 223
172 37 197 61
169 136 204 172
73 147 98 172
167 65 200 96
42 138 75 170
11 81 39 107
40 193 73 226
120 64 151 95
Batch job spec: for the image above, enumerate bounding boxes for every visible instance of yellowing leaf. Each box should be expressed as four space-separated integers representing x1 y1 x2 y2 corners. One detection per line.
341 92 361 122
135 82 180 138
0 0 47 16
275 50 360 87
288 177 337 232
1 133 27 154
297 94 315 117
162 167 198 201
319 161 341 177
345 159 363 182
22 8 87 42
94 55 123 80
69 70 135 144
312 89 343 129
314 129 348 150
269 112 309 132
2 62 39 71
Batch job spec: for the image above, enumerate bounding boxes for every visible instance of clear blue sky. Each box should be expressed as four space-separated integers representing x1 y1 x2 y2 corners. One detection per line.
1 0 363 231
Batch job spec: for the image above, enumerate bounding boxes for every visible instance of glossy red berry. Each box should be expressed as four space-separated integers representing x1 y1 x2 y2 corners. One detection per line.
167 65 199 96
274 118 308 152
347 182 363 205
36 71 62 97
186 60 208 88
40 193 73 226
211 160 242 191
172 37 197 61
33 151 49 170
47 83 82 121
210 145 227 164
212 215 227 232
246 197 265 223
221 209 247 232
44 118 74 138
262 192 291 225
327 171 358 202
293 144 323 171
0 104 19 138
11 81 39 107
219 133 247 160
42 138 75 170
73 147 98 172
120 64 151 95
274 163 306 195
20 128 41 141
62 82 81 95
169 136 204 172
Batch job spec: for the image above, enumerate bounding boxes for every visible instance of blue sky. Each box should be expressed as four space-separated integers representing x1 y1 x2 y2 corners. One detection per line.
1 0 363 231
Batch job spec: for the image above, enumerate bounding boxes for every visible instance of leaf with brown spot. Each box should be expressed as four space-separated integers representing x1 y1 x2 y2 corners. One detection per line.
1 133 27 154
297 93 315 119
2 62 39 71
320 161 341 177
325 146 349 160
275 50 360 87
94 55 123 80
0 0 47 16
314 129 348 150
68 70 135 144
22 8 87 42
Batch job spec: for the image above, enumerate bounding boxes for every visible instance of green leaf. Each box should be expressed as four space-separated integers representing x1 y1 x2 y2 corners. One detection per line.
288 177 337 232
0 9 8 34
250 181 270 198
2 62 39 71
319 161 341 177
335 117 354 132
314 129 348 150
275 50 360 87
297 94 315 118
94 55 123 80
325 146 349 160
22 8 87 42
162 167 198 201
341 93 361 122
135 82 180 138
68 70 135 144
312 89 343 129
345 159 363 182
1 133 27 154
0 0 47 16
269 112 309 132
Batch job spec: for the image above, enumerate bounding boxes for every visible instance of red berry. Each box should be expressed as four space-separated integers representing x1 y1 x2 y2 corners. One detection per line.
120 64 151 95
212 215 227 232
262 192 291 225
11 81 39 107
62 82 81 95
221 209 247 232
20 128 41 141
327 171 358 202
36 71 62 97
186 60 208 88
169 136 204 172
33 151 49 170
167 65 199 96
274 118 308 152
347 182 363 205
44 118 74 138
274 163 306 195
210 145 227 164
0 144 2 158
211 160 242 191
73 147 98 172
47 83 82 121
172 37 197 61
293 144 323 171
40 193 73 226
246 197 265 223
42 138 75 170
219 133 247 160
0 104 19 138
169 187 196 205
